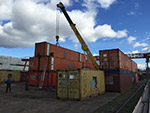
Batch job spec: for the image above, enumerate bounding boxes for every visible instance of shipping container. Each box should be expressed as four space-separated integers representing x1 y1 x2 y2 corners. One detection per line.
131 60 138 73
30 42 96 71
29 57 39 71
99 49 133 72
135 73 139 83
0 70 21 82
20 71 29 81
35 42 79 61
28 71 57 87
49 72 57 87
104 70 132 92
28 72 39 86
34 42 96 64
57 69 105 100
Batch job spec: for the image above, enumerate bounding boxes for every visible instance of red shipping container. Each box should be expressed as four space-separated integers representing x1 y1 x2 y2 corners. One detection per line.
99 49 136 72
35 42 80 62
105 70 133 92
20 72 29 81
135 73 139 83
131 61 138 73
29 57 39 71
54 57 82 71
49 72 57 87
35 42 48 57
28 72 39 86
38 71 57 87
38 72 49 87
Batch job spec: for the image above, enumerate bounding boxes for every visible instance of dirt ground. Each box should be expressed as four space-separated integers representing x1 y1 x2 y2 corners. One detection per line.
0 82 119 113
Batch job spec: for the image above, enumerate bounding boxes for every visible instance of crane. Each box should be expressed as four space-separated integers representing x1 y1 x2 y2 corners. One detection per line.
127 53 150 79
57 2 99 70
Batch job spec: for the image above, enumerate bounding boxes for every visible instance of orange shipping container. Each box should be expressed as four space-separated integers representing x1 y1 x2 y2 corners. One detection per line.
131 61 138 73
35 42 80 62
135 73 139 83
29 57 39 71
99 49 134 71
104 70 133 92
28 72 38 86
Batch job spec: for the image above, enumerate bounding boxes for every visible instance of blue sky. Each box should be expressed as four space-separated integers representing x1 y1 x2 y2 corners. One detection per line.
0 0 149 69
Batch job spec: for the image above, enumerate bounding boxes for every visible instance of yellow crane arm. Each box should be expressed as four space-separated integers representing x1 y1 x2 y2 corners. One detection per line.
57 2 99 70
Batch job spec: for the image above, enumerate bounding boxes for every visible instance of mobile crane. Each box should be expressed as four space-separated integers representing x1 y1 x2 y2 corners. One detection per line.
57 2 99 70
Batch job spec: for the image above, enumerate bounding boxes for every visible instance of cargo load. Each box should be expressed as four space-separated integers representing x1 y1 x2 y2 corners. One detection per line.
104 69 134 92
28 71 56 87
57 69 105 100
99 49 137 72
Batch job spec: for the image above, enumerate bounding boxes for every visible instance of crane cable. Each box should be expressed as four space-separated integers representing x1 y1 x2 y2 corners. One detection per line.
56 7 60 46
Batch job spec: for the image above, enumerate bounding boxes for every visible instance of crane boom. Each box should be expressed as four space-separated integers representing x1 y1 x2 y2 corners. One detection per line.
57 2 99 70
57 2 99 69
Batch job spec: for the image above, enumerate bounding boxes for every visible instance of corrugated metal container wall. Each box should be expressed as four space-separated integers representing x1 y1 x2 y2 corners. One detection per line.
119 71 132 92
54 57 82 71
49 44 79 62
35 42 47 56
29 57 39 71
99 49 134 72
49 72 57 87
132 61 138 73
35 42 79 62
20 72 29 81
28 72 38 86
104 70 132 92
0 70 21 82
57 69 105 100
135 73 139 83
28 71 57 87
31 42 96 72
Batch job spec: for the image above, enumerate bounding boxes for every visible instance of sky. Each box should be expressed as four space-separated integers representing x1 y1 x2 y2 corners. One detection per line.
0 0 150 70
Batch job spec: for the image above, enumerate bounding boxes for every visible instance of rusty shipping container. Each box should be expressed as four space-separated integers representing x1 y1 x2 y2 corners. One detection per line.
28 71 57 87
29 57 39 71
131 60 138 73
28 72 39 86
104 69 133 92
99 49 134 72
20 72 29 81
38 71 57 87
29 56 95 71
35 42 79 62
57 69 105 100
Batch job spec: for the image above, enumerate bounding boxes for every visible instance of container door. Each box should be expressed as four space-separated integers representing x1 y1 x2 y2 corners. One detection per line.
68 71 80 99
57 71 68 98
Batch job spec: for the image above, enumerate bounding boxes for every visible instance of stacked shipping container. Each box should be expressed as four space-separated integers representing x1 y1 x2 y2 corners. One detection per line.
29 42 95 87
99 49 138 92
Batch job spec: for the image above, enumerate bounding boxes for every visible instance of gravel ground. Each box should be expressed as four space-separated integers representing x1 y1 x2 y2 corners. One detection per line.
0 82 119 113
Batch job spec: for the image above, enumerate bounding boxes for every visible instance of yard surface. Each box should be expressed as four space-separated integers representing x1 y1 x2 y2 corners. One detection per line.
0 82 119 113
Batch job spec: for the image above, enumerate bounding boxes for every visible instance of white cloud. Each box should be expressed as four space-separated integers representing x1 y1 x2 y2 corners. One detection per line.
132 50 138 54
138 64 146 70
127 36 136 44
141 47 150 53
0 0 127 48
0 0 13 20
128 11 136 16
133 42 148 48
93 53 99 56
97 0 117 9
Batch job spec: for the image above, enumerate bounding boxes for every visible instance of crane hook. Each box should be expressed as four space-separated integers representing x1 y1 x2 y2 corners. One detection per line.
56 35 59 46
